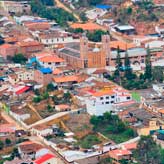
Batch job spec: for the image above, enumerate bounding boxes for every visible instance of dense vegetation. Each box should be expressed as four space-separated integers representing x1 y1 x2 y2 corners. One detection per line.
90 112 136 143
68 28 108 42
30 0 76 26
134 135 164 164
73 0 103 7
108 47 164 90
12 53 27 64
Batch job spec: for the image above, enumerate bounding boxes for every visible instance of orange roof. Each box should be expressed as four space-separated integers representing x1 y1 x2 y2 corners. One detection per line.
53 68 63 75
109 149 132 157
0 43 13 49
158 109 164 114
110 41 136 50
39 55 65 63
34 52 51 58
70 22 106 31
17 41 42 47
56 104 70 109
53 75 78 83
92 90 115 97
4 37 18 43
123 143 137 150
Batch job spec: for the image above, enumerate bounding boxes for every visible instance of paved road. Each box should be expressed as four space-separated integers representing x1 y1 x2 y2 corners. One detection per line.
1 111 23 129
54 0 81 22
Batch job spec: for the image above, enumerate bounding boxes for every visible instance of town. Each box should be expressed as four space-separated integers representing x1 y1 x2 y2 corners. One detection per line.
0 0 164 164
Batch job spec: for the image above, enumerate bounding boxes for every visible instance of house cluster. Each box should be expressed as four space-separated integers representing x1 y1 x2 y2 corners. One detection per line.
0 0 164 163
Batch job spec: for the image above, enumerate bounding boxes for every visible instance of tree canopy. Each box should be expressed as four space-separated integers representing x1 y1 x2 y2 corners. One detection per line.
12 53 27 64
134 135 164 164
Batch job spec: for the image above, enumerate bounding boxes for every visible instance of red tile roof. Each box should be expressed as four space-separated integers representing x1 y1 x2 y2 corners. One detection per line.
53 68 63 75
123 143 137 150
53 75 78 83
15 86 30 95
91 90 115 97
17 41 42 47
0 43 13 49
39 55 65 63
34 153 55 164
109 149 132 157
0 124 16 133
71 22 106 31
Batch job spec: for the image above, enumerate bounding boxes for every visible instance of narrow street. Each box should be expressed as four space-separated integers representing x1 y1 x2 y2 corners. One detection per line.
1 111 23 129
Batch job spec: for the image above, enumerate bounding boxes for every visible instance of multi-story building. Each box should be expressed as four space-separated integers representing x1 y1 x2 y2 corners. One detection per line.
0 1 31 14
34 68 53 85
85 87 132 116
58 35 148 68
16 70 34 81
58 35 111 68
0 44 17 59
38 55 66 70
36 31 75 47
16 41 44 56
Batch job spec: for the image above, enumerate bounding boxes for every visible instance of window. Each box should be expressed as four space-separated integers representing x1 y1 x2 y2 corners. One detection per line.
48 62 51 65
106 96 109 99
111 101 114 104
100 97 103 100
127 97 131 100
105 101 109 104
111 95 115 98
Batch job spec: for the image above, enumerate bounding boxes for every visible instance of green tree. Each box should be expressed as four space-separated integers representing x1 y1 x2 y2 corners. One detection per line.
124 51 133 80
42 92 49 99
114 46 122 81
90 115 100 126
12 53 27 64
33 96 42 103
5 138 11 145
47 104 53 112
87 30 107 42
0 140 4 150
80 13 88 22
0 36 4 45
34 89 40 96
41 0 54 6
47 83 56 92
144 46 152 80
10 147 20 159
63 92 71 102
152 66 164 83
134 135 162 164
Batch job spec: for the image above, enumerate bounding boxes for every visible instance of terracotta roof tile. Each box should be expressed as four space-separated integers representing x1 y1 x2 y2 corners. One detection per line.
71 22 106 31
39 55 65 63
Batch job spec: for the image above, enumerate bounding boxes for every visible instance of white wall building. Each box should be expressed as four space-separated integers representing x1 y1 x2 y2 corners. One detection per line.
16 70 34 81
86 88 132 116
38 55 66 70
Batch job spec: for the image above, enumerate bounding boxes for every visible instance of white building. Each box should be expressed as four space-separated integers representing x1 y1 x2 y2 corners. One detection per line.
86 88 132 116
0 1 31 14
38 55 66 70
32 125 53 136
16 70 34 81
153 84 164 93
